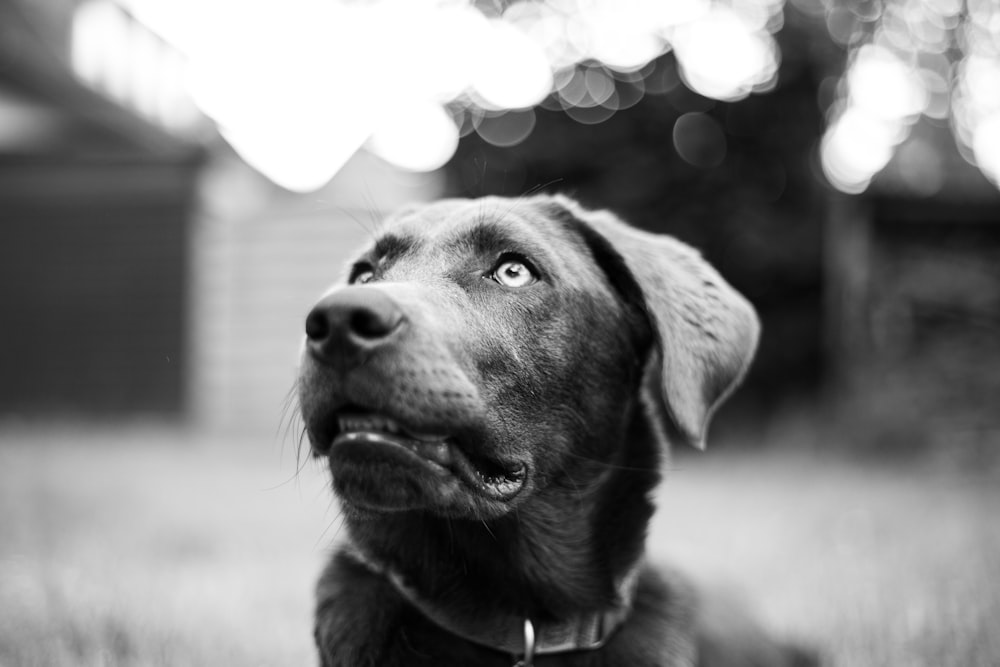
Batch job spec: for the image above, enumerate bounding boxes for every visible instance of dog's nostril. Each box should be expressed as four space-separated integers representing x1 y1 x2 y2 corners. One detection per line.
349 308 400 339
305 309 330 342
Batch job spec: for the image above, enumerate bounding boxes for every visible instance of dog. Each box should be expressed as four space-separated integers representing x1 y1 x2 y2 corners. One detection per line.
298 195 816 666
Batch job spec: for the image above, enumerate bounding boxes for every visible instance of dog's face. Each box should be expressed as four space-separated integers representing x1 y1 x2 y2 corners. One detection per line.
298 196 759 521
299 197 649 519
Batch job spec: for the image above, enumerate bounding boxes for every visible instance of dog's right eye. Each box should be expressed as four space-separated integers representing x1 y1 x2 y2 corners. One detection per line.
349 264 375 284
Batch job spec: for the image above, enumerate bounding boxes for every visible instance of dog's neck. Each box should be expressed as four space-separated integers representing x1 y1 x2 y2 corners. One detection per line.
342 411 663 649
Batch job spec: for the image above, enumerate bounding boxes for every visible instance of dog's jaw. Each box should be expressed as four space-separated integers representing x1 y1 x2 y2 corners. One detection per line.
321 416 528 514
332 399 662 629
298 333 536 518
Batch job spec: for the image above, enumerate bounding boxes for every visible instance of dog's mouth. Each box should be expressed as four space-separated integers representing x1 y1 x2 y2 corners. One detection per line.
326 411 526 502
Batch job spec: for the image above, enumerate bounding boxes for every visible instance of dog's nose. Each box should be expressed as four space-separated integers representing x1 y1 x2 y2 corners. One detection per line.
305 287 406 360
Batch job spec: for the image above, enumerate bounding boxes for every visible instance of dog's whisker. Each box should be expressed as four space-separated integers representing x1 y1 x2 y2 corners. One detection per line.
476 156 489 196
287 410 308 473
313 483 348 549
261 468 304 492
277 391 291 438
315 506 346 551
263 422 314 492
260 451 312 493
339 206 379 242
295 426 311 473
498 197 522 227
278 383 301 434
276 383 313 478
360 186 385 237
559 450 659 474
274 387 309 486
516 178 566 205
556 461 586 496
479 519 498 542
446 518 455 556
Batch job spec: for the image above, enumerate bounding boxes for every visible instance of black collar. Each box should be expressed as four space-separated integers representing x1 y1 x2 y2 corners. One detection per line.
345 545 640 664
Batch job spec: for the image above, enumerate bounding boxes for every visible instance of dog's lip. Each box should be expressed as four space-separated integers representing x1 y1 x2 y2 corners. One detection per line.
332 431 454 469
328 412 526 500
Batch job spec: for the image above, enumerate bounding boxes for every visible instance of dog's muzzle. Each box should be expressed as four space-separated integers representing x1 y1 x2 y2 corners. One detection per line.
298 285 529 515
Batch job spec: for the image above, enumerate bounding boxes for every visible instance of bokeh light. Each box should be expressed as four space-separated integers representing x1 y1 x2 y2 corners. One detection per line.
367 102 460 173
673 112 728 168
473 110 538 148
68 0 1000 193
821 44 924 193
672 6 780 102
820 0 1000 193
72 0 792 191
472 19 553 110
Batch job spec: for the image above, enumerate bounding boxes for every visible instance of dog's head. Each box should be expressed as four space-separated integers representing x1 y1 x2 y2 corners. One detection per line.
298 195 758 520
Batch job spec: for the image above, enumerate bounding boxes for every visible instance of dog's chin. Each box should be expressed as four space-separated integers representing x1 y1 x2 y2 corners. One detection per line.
322 432 527 519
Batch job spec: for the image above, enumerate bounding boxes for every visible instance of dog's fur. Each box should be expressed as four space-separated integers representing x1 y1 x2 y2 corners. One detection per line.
298 195 815 666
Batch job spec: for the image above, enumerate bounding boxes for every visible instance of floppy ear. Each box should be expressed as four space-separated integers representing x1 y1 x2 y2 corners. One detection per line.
549 195 760 450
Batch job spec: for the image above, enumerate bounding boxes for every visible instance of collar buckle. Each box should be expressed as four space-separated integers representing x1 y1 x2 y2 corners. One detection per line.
512 618 536 667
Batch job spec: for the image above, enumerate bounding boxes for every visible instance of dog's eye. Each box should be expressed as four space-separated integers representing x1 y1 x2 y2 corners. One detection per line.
492 258 536 288
350 264 375 285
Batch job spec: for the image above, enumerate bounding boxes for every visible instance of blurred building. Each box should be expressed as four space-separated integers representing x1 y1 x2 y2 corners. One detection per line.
0 0 442 430
187 152 441 431
0 0 203 417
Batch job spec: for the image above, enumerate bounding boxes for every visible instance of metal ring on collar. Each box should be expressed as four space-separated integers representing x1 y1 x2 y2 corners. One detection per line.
513 618 536 667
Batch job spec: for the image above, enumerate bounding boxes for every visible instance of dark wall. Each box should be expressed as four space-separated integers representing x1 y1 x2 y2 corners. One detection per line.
0 157 197 417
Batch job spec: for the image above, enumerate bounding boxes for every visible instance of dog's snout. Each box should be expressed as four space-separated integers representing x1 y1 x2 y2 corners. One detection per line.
305 287 406 360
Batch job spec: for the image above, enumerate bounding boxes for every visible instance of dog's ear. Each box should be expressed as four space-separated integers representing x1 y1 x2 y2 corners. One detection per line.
548 195 760 450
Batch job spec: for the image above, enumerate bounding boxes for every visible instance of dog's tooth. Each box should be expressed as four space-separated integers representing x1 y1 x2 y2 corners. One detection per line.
339 416 370 432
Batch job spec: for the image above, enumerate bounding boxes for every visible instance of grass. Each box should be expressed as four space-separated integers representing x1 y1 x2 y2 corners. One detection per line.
1 422 997 666
0 424 334 667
